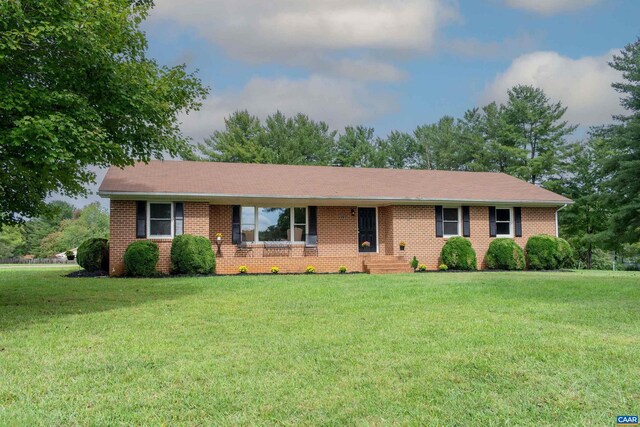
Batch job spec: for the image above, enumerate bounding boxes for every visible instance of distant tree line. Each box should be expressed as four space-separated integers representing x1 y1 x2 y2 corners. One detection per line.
186 40 640 269
0 201 109 258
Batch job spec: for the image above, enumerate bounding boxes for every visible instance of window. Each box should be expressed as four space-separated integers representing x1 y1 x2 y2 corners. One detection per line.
496 207 512 237
443 207 460 237
293 207 307 242
241 206 255 242
258 207 289 242
148 202 172 238
239 207 307 243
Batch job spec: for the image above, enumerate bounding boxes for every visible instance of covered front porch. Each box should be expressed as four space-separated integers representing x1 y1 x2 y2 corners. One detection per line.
209 204 416 274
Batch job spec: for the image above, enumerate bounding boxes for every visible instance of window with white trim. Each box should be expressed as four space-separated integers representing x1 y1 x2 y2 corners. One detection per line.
443 207 461 237
241 206 256 243
239 207 308 243
495 207 513 237
148 202 173 238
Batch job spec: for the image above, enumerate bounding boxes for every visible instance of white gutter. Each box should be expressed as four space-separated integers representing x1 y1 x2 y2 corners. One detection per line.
97 190 572 207
555 204 568 237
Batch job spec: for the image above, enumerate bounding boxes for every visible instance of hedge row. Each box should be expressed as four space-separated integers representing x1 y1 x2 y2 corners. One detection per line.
77 234 216 277
437 234 573 271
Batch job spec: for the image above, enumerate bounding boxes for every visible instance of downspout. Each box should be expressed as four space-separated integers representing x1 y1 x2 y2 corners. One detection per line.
555 204 567 238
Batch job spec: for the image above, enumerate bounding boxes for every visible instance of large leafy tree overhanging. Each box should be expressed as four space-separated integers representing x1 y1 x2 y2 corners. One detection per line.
0 0 208 225
605 39 640 244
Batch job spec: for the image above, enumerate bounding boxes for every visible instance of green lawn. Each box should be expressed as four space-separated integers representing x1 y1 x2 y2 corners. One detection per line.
0 268 638 426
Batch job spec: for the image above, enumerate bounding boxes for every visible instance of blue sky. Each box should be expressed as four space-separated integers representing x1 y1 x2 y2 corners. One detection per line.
70 0 638 207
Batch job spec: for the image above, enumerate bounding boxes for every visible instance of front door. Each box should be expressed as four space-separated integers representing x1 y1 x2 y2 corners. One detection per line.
358 208 377 253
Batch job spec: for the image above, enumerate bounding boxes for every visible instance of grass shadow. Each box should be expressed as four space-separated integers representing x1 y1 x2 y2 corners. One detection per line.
0 268 206 333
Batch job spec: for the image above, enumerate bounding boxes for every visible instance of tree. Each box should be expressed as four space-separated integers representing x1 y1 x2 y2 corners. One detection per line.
604 39 640 244
0 225 25 258
193 111 336 166
500 85 577 185
38 202 109 256
21 200 74 256
262 112 336 165
0 0 207 225
334 126 381 168
379 131 421 169
192 111 269 163
549 137 612 268
414 116 478 170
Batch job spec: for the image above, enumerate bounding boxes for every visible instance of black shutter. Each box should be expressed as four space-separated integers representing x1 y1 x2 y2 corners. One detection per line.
232 205 241 244
514 207 522 237
174 202 184 236
435 205 443 237
489 206 497 237
136 201 146 238
308 206 318 237
462 206 470 237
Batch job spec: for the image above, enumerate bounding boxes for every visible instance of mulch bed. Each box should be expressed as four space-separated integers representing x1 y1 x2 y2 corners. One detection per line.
65 270 109 278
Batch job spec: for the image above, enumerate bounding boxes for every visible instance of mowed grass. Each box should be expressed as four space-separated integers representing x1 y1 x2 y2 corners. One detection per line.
0 268 639 426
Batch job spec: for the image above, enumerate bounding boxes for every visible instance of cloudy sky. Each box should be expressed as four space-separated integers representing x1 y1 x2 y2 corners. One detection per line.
69 0 638 207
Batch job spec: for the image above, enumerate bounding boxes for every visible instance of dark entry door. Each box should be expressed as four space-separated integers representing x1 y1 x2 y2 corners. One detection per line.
358 208 377 253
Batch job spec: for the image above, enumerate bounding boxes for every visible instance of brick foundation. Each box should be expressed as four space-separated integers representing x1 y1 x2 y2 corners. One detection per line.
109 201 558 276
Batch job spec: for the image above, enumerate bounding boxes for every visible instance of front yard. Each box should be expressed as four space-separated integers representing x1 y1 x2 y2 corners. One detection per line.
0 268 638 425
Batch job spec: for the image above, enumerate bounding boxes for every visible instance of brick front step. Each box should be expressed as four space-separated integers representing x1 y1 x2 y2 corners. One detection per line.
363 258 413 274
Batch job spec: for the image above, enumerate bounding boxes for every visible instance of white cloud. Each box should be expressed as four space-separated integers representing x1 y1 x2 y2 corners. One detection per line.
482 50 624 127
179 75 397 140
149 0 458 81
445 32 539 58
504 0 599 15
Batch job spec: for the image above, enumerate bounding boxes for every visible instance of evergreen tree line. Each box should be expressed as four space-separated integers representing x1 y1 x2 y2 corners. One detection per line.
187 40 640 269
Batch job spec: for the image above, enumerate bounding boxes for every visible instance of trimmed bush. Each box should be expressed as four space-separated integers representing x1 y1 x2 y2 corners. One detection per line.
124 241 159 277
485 238 525 270
440 237 477 270
410 256 419 270
170 234 216 275
555 237 574 268
525 234 570 270
77 238 109 272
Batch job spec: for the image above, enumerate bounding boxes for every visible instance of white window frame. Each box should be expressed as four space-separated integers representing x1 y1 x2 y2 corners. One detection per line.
241 207 309 244
495 207 514 238
442 206 462 238
291 207 308 243
147 201 174 239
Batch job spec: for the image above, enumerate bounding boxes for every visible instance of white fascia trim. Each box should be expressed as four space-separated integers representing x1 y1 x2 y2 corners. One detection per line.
98 191 572 207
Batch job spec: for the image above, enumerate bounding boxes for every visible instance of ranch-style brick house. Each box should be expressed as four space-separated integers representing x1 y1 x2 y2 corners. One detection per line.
98 160 572 275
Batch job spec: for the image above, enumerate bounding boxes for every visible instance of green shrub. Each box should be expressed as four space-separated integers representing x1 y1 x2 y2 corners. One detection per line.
338 266 347 274
417 263 427 271
440 237 477 270
589 248 614 270
410 256 419 270
305 265 316 274
170 234 216 275
438 263 448 271
555 238 574 268
485 238 525 270
76 238 109 272
525 234 560 270
124 241 159 277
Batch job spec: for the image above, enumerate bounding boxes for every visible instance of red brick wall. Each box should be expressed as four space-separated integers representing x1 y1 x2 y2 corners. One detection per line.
109 201 558 275
386 206 557 269
109 200 210 275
